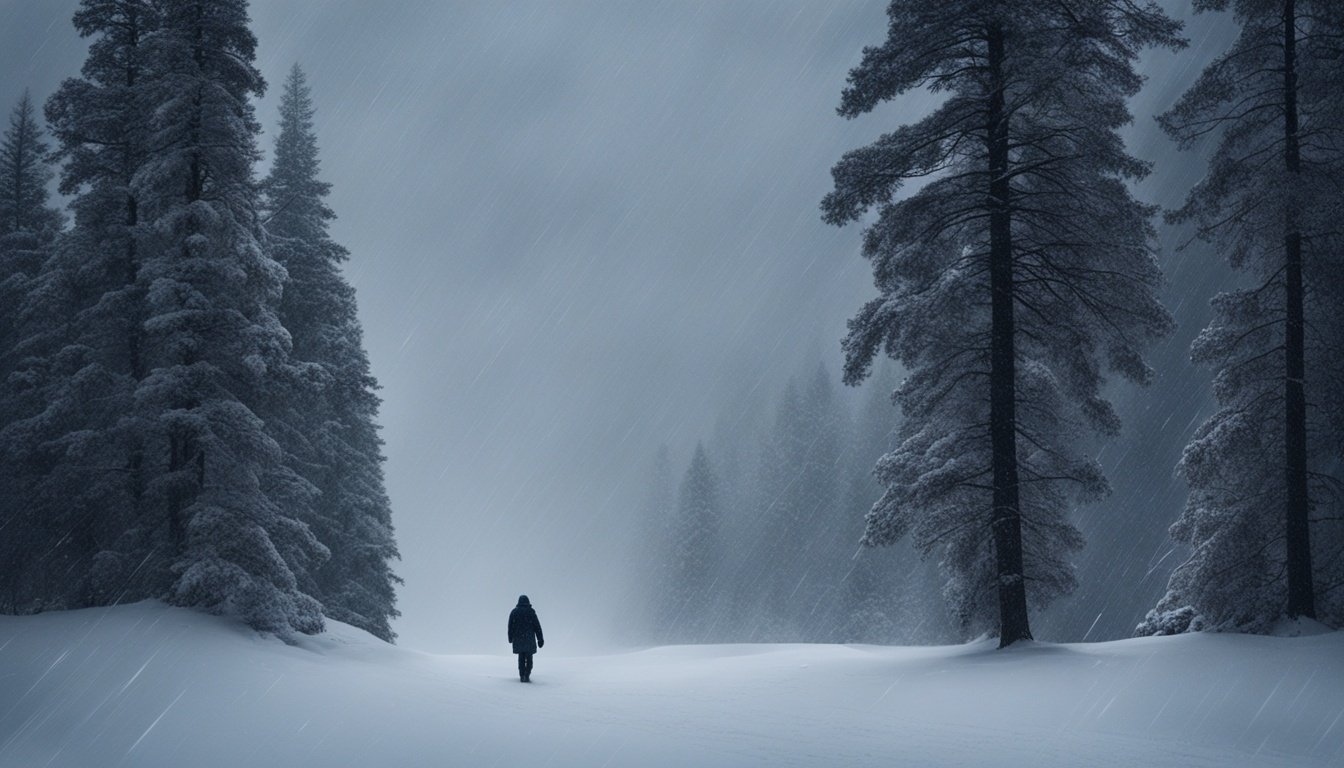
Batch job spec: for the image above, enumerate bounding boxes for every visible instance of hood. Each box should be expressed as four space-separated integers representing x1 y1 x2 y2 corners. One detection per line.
517 595 531 607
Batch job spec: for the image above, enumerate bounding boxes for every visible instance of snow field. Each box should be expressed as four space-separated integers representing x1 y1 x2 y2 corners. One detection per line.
1 602 1341 767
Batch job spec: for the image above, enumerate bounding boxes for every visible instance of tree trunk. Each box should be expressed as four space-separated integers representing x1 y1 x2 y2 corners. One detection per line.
1281 0 1315 619
11 96 27 234
167 432 185 551
126 192 145 506
113 3 148 583
986 22 1031 647
166 11 209 557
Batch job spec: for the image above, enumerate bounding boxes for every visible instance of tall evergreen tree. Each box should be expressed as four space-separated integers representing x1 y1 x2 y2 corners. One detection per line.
630 445 675 642
824 1 1182 645
125 0 325 636
5 0 163 609
1141 0 1344 633
662 443 722 642
0 90 62 366
727 366 849 641
741 379 807 639
704 386 766 640
0 91 65 611
787 366 848 638
260 64 400 641
0 91 62 238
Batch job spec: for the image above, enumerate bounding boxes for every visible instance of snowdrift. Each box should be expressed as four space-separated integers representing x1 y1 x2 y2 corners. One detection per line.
1 602 1340 767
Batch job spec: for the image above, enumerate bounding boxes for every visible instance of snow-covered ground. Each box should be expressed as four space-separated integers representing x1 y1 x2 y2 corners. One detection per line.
1 603 1340 767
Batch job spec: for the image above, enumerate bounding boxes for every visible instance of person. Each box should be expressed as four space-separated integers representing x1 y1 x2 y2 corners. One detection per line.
507 594 544 682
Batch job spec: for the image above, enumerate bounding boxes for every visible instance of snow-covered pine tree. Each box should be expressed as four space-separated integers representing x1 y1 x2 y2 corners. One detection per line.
663 443 722 642
789 366 848 638
0 90 65 611
824 1 1182 645
703 390 762 641
0 90 63 378
741 379 807 640
732 368 848 641
3 1 163 610
261 64 400 641
130 0 325 636
0 91 63 239
630 445 675 642
1140 0 1344 634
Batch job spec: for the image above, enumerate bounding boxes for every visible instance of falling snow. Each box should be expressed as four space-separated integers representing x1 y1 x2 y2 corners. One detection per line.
1 0 1341 765
0 0 1260 651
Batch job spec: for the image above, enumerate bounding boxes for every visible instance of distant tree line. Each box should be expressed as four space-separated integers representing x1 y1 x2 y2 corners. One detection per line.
630 362 953 645
0 1 398 641
636 0 1344 648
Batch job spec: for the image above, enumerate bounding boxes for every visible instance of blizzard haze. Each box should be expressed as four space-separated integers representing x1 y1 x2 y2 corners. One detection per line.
0 1 1241 652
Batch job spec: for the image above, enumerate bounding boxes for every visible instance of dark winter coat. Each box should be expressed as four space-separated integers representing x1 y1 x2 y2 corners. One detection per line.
508 596 544 654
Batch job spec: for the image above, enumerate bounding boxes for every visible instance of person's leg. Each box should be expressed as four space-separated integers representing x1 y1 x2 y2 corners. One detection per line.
517 653 526 681
523 653 533 681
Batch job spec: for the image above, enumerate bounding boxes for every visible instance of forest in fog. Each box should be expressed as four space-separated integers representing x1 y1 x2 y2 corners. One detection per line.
4 3 1344 765
0 2 397 641
0 0 1342 654
627 0 1344 648
625 361 952 645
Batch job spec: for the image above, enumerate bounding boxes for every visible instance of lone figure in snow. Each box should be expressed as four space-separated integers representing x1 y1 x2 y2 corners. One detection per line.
508 595 544 682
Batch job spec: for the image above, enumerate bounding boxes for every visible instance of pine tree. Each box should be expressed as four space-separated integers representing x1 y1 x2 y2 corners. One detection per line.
0 91 65 612
824 1 1182 645
5 1 162 610
628 445 675 642
743 379 807 640
663 443 722 642
0 91 62 239
1141 0 1344 633
729 367 849 641
0 90 62 373
704 388 765 640
261 64 400 641
788 366 848 638
128 0 325 636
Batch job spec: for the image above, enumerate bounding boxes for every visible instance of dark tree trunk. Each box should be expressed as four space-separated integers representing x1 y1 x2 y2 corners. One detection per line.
124 7 146 385
167 432 185 551
10 108 22 233
986 22 1031 647
119 3 148 560
166 12 209 554
1281 0 1314 619
125 193 145 505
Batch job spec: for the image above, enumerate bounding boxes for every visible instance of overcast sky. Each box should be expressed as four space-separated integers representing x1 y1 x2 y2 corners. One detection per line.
1 1 1239 651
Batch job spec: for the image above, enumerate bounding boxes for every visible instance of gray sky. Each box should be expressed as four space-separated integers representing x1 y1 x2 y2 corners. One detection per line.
1 1 1240 651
